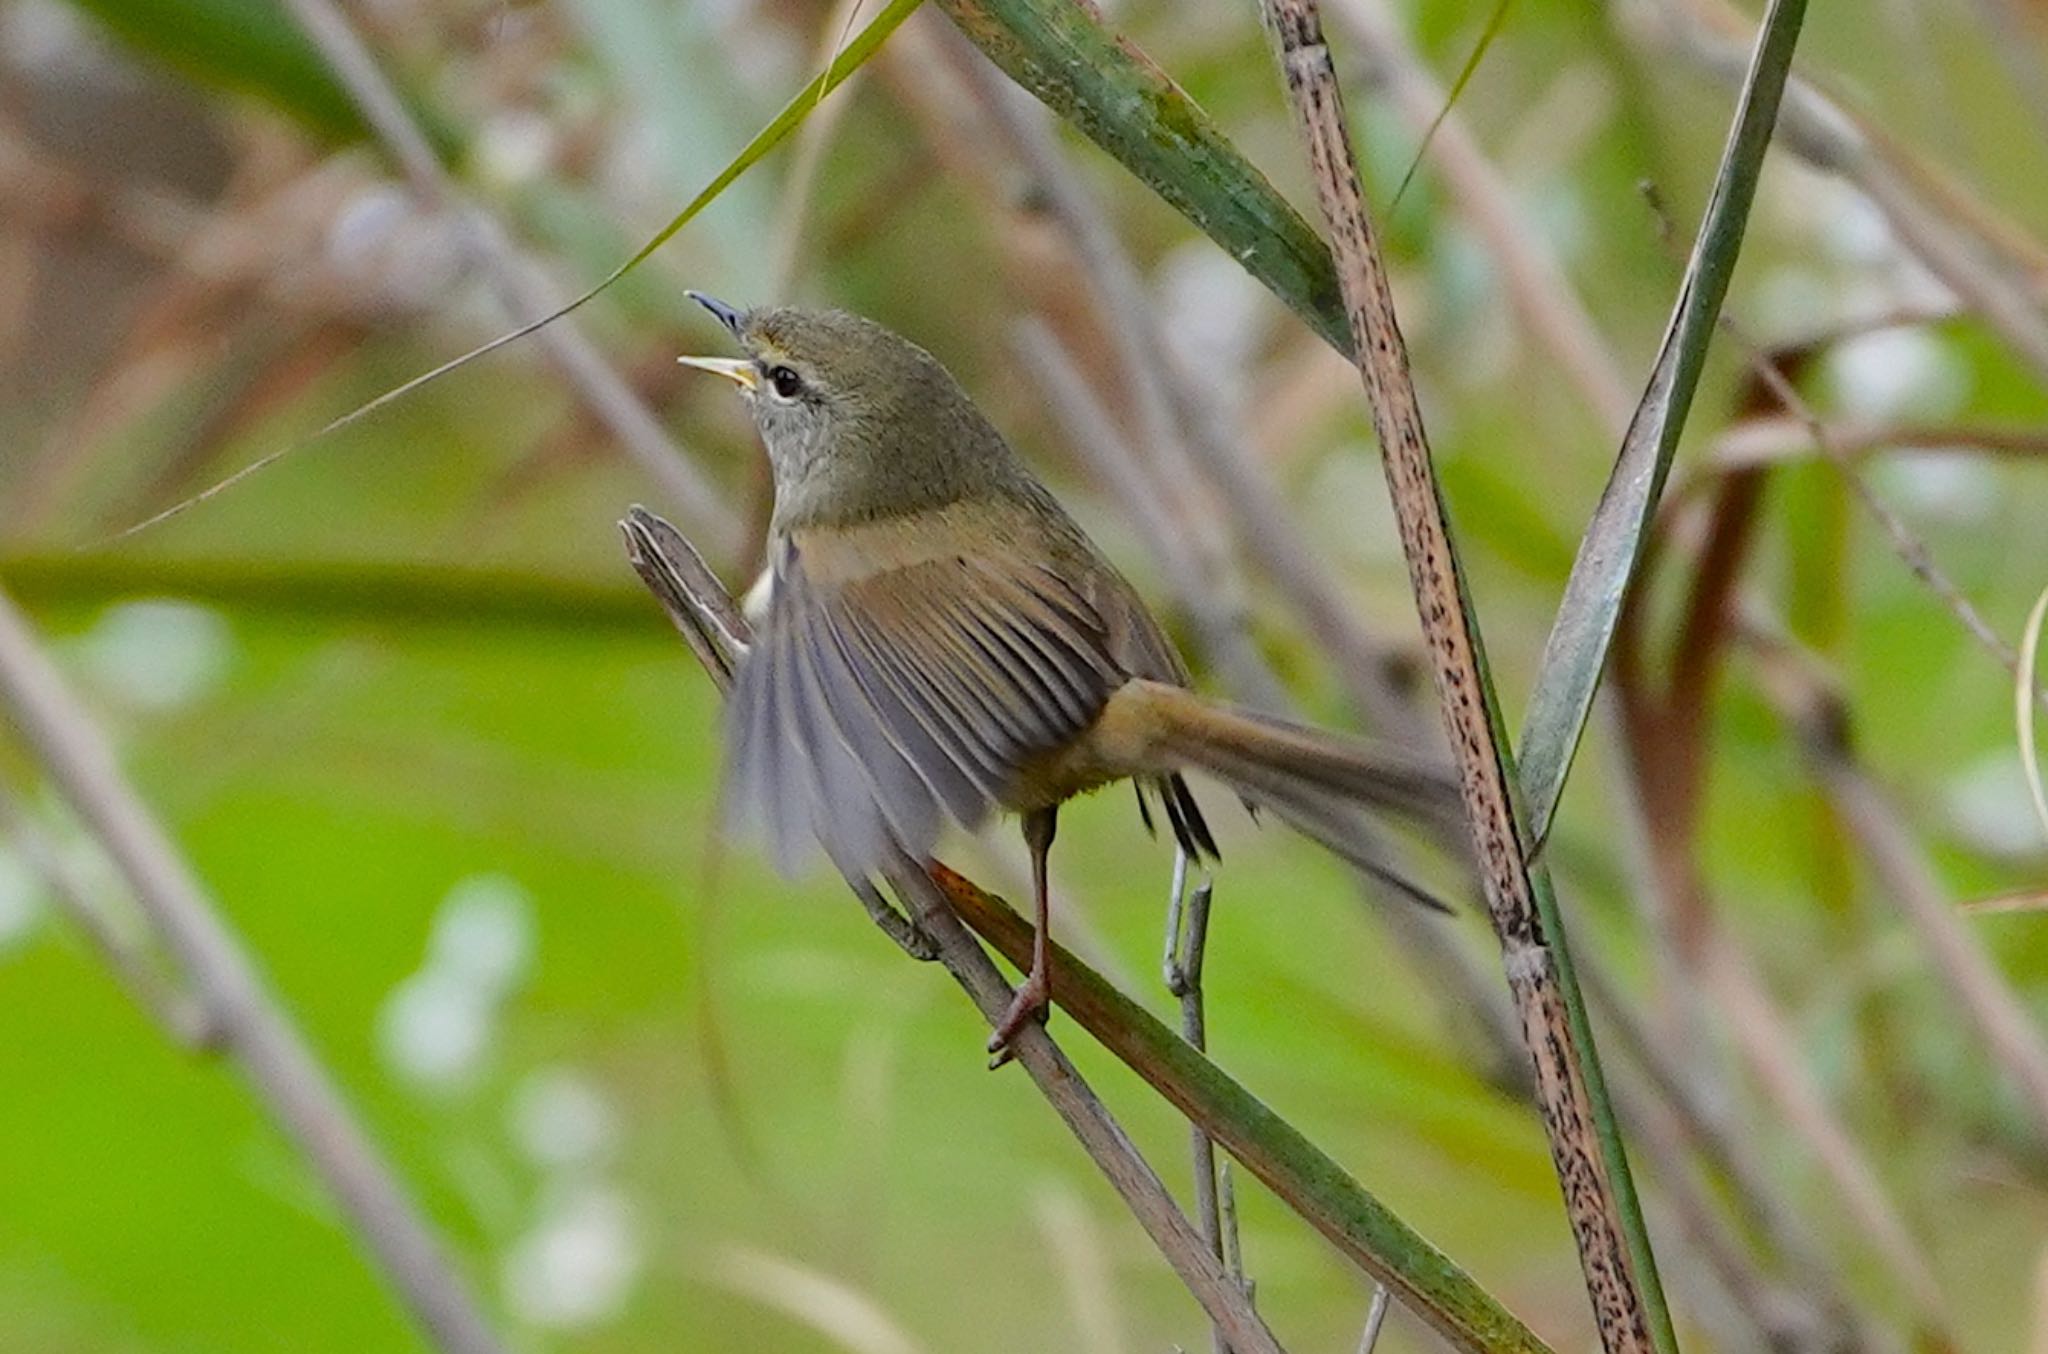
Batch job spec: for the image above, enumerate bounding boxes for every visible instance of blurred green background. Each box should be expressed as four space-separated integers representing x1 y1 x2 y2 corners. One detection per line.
2 0 2048 1349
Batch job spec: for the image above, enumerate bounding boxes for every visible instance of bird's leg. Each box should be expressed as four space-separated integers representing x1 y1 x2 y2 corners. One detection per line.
989 806 1058 1064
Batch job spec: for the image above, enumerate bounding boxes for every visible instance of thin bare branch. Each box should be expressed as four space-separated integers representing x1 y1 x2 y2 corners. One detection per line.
1706 417 2048 473
887 862 1291 1354
0 777 215 1046
1354 1286 1390 1354
1726 321 2037 694
1165 856 1239 1354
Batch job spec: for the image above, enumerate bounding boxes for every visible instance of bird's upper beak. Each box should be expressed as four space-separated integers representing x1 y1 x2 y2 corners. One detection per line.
676 354 757 390
680 291 755 388
687 290 745 337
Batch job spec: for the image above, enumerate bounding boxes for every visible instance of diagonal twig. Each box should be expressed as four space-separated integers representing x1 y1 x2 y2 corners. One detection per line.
0 776 215 1047
0 586 509 1354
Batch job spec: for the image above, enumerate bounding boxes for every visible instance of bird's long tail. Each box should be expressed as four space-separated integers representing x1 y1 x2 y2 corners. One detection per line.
1114 681 1462 908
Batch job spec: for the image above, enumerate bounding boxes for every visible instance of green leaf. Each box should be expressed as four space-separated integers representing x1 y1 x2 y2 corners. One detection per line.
1515 0 1810 844
63 0 457 153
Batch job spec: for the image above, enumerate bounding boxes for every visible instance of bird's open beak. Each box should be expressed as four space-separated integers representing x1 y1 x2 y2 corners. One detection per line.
676 355 758 390
686 290 746 337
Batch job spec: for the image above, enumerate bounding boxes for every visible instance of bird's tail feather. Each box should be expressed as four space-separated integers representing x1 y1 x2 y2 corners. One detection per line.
1125 682 1459 908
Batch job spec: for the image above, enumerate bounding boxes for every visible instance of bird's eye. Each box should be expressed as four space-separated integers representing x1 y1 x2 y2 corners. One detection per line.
767 365 803 399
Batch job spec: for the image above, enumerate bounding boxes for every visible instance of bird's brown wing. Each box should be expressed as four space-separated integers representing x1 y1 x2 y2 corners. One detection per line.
722 505 1129 876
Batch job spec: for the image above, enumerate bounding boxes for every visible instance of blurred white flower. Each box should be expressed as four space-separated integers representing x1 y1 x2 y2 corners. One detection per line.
0 846 47 951
1820 191 1894 266
475 110 557 191
0 0 113 77
501 1184 641 1329
379 874 539 1089
1753 266 1839 332
509 1068 617 1170
1872 453 1998 524
327 185 410 271
78 600 231 711
1944 752 2048 859
430 874 535 997
326 186 465 305
1155 240 1268 392
379 969 494 1087
1826 327 1970 423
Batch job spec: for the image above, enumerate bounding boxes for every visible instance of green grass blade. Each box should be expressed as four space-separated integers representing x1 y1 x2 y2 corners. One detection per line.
1387 0 1517 214
110 0 925 543
1516 0 1810 845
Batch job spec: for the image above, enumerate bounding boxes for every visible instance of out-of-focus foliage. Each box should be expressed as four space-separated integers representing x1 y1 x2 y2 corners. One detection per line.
68 0 370 141
2 0 2047 1350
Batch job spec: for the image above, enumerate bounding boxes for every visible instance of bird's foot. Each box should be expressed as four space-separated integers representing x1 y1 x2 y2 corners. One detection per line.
986 972 1052 1070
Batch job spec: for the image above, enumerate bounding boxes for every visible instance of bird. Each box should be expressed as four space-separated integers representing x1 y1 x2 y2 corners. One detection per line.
677 293 1454 1062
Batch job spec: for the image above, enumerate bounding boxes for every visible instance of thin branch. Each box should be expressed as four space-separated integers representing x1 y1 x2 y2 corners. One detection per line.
932 864 1552 1353
0 586 508 1354
1706 417 2048 474
1726 320 2038 694
1253 3 1671 1350
1165 855 1239 1354
274 0 739 555
0 777 214 1046
887 861 1290 1354
1354 1286 1390 1354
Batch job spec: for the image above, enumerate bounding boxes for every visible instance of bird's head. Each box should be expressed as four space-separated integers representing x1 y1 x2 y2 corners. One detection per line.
679 294 1019 529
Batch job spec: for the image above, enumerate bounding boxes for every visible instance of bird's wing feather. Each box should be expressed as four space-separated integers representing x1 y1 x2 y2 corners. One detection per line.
723 514 1126 876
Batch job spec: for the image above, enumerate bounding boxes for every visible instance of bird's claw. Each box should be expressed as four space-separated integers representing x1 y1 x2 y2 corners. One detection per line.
985 973 1051 1069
